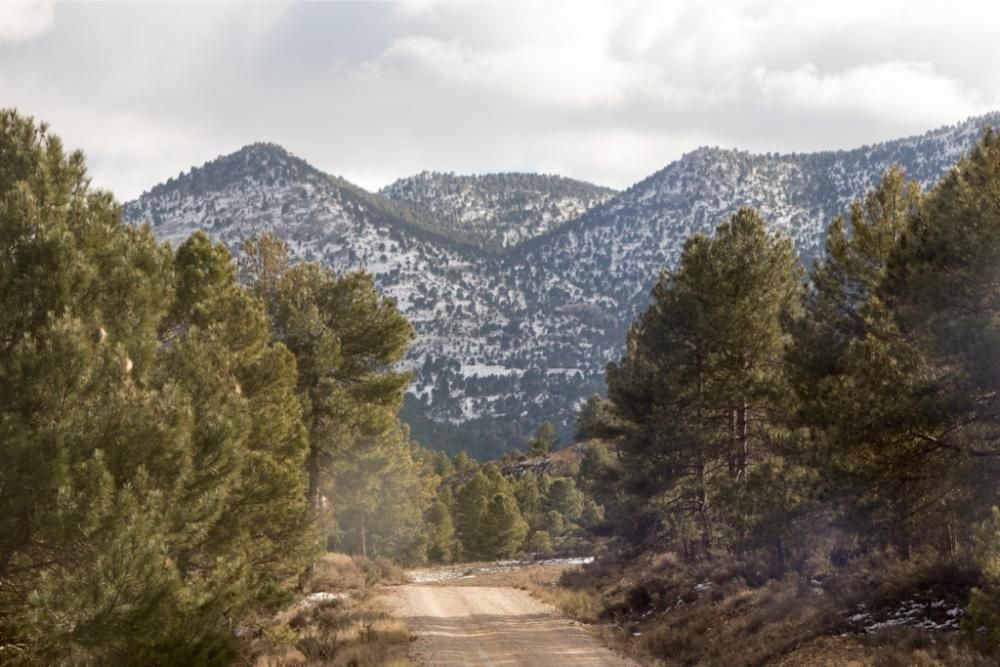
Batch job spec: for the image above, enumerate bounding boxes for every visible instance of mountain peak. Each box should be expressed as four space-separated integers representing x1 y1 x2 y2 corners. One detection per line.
136 142 321 204
230 141 303 165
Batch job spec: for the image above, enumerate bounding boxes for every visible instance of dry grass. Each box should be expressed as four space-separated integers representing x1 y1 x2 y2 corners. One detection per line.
242 553 413 667
290 597 411 667
301 553 409 592
302 553 366 593
487 565 595 618
532 548 992 667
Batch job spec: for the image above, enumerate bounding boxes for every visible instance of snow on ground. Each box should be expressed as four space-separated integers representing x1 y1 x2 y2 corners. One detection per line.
408 557 595 584
299 592 348 607
843 597 964 634
460 364 521 378
305 592 347 603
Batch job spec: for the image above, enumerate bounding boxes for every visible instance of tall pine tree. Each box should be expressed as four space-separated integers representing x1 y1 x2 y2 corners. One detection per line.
607 208 802 557
0 110 315 665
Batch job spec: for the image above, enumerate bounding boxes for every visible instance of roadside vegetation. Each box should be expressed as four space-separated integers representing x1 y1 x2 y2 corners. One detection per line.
532 132 1000 664
0 111 433 665
244 553 411 667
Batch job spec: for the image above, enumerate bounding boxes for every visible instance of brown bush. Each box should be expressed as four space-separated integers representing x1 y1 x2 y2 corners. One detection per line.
302 553 366 593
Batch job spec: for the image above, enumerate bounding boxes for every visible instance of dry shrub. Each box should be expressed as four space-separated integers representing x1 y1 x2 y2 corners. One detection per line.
560 554 626 590
252 596 412 667
351 556 408 588
860 628 994 667
547 546 989 667
373 557 408 585
547 588 602 621
485 561 605 622
245 552 412 667
249 645 307 667
303 553 366 593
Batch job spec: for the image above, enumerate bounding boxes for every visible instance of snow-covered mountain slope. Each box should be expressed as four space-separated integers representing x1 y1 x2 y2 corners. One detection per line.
506 113 1000 356
380 172 615 252
124 113 1000 459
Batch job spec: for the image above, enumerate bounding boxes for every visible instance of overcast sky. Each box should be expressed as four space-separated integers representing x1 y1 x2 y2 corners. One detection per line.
3 0 999 200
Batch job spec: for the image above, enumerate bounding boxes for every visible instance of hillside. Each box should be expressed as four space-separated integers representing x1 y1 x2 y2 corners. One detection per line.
124 112 1000 458
380 171 616 252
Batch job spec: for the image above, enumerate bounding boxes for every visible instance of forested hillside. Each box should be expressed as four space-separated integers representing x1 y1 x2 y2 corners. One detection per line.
124 113 1000 459
379 171 615 251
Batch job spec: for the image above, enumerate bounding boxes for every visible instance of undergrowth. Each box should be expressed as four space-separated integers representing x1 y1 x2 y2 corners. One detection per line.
546 547 993 666
242 553 412 667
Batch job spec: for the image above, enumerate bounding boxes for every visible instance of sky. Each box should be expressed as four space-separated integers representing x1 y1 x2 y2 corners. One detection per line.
2 0 999 200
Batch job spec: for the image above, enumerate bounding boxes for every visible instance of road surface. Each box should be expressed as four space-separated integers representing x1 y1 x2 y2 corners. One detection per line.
390 584 640 667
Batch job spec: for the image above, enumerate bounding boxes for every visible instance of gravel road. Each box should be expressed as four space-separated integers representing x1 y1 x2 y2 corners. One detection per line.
390 584 640 667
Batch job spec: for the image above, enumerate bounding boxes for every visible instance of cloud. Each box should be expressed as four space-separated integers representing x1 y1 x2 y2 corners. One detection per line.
365 35 677 110
3 1 1000 199
749 62 990 127
0 0 54 44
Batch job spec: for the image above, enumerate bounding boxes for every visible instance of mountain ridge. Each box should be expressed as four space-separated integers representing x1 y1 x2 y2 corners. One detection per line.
124 111 1000 458
380 171 616 253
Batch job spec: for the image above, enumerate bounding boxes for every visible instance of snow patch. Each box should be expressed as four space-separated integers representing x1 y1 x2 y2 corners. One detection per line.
407 557 594 584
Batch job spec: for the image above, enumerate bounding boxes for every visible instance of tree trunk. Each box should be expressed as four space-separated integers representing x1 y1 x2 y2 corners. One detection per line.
772 537 786 577
736 402 749 483
359 523 367 559
695 366 711 551
307 442 322 512
729 408 738 479
696 451 711 551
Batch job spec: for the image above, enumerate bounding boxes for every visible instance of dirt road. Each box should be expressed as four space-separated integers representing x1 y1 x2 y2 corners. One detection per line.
390 584 640 667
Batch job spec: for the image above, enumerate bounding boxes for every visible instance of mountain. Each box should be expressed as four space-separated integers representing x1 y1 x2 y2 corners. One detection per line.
124 113 1000 458
125 142 457 251
379 172 615 252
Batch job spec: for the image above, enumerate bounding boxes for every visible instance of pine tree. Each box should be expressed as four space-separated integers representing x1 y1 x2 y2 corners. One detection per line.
606 208 801 555
878 132 1000 546
455 470 495 560
161 231 316 614
526 530 554 556
529 421 558 455
425 499 456 563
0 110 315 665
546 478 584 523
242 236 413 510
788 167 938 549
513 474 543 516
330 422 430 559
575 394 617 441
452 450 476 472
481 493 529 558
240 234 426 559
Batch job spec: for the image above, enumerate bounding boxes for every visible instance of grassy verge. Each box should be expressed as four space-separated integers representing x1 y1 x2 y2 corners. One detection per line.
241 553 412 667
516 549 995 666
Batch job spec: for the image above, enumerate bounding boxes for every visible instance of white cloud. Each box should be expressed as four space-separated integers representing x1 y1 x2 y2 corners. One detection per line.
749 62 991 127
0 0 54 44
4 1 1000 198
368 35 676 110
